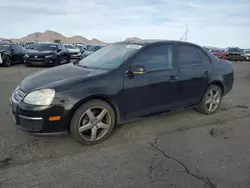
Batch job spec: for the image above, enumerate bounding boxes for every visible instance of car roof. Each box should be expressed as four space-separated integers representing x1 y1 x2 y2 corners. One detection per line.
0 41 12 45
117 39 201 47
37 42 59 45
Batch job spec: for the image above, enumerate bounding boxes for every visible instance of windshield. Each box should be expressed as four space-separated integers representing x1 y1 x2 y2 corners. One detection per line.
78 44 141 70
65 45 77 49
244 50 250 53
86 45 92 50
0 44 11 51
30 44 58 51
227 48 241 52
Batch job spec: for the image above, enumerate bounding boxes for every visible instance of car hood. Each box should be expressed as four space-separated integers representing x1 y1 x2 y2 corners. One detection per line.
26 50 56 56
0 50 6 54
68 48 80 53
19 63 108 93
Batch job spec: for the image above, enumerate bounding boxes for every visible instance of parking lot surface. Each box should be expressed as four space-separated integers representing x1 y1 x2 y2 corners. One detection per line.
0 62 250 188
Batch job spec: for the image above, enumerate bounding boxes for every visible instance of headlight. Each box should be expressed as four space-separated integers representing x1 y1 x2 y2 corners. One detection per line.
24 54 29 57
23 89 55 106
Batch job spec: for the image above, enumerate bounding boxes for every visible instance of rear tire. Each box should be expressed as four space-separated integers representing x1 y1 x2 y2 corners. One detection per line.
70 99 116 145
196 85 222 115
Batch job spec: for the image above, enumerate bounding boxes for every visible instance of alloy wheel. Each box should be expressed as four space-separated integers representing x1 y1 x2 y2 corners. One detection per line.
205 89 221 112
78 106 111 141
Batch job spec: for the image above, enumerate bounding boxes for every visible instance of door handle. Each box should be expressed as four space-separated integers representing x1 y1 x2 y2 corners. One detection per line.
169 76 178 82
204 71 209 76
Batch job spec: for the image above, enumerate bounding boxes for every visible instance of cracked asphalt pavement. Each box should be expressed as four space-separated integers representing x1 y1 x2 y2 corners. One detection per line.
0 62 250 188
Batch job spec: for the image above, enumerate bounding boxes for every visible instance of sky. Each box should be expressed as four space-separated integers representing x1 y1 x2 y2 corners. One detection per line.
0 0 249 48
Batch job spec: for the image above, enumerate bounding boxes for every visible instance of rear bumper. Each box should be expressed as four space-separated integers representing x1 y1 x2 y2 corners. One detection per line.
223 72 234 96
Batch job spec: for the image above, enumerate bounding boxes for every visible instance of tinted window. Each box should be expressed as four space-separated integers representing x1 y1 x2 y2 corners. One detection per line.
0 43 11 51
11 44 20 51
197 48 211 64
133 45 173 71
178 45 201 66
61 45 67 51
31 44 58 51
227 48 241 52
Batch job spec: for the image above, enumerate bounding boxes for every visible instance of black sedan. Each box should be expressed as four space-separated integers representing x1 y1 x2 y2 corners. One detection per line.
24 43 70 66
9 40 234 145
225 47 245 61
0 42 25 67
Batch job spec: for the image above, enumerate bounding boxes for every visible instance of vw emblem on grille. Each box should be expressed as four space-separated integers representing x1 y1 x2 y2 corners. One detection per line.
35 56 37 58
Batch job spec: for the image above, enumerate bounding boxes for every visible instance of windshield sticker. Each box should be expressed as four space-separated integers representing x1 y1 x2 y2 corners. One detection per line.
126 44 142 49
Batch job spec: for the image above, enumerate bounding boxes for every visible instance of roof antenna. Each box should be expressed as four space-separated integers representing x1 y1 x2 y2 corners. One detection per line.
179 24 189 41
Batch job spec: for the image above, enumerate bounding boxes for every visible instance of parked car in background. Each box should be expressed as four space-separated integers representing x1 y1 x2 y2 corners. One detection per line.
0 39 13 43
225 47 245 61
82 45 102 58
0 42 25 67
243 49 250 61
63 44 82 59
24 42 70 66
10 40 234 145
209 48 227 59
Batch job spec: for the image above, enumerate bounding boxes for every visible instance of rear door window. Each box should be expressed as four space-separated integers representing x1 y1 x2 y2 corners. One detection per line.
178 45 201 66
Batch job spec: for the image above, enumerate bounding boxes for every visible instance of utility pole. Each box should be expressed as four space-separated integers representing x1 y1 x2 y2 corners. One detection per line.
185 24 188 42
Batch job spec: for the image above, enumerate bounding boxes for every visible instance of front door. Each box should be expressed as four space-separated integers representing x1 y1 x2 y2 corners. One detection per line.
122 44 179 119
176 44 212 106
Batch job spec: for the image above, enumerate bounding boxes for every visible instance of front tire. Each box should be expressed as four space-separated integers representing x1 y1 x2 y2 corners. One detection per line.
196 85 222 115
3 56 11 67
70 99 116 145
66 55 71 63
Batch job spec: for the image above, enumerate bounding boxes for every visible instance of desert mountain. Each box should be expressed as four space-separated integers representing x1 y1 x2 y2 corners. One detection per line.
10 30 106 44
124 37 142 42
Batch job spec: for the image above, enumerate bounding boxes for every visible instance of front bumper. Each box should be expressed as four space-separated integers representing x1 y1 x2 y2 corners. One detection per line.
9 97 73 134
24 56 57 66
70 53 82 59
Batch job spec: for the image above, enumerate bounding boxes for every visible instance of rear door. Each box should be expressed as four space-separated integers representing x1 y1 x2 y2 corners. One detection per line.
177 44 212 106
122 44 179 118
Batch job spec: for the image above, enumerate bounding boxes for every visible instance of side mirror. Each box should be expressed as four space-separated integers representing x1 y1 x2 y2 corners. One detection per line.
57 49 62 52
131 64 146 74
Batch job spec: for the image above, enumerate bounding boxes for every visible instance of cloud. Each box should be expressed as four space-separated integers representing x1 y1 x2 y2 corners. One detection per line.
0 0 249 47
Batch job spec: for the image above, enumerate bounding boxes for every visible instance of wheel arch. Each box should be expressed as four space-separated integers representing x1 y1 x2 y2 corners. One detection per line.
210 80 224 95
67 95 121 129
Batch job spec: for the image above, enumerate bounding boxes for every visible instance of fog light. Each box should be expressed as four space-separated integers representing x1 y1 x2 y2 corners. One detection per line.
50 60 52 63
49 116 61 121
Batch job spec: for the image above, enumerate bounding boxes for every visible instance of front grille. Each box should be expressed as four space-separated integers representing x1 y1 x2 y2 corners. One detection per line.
71 52 79 55
29 55 45 58
13 86 26 103
19 116 43 132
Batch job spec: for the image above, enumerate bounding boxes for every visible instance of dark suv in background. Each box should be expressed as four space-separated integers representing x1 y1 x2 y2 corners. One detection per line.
225 47 245 61
0 42 25 67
